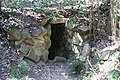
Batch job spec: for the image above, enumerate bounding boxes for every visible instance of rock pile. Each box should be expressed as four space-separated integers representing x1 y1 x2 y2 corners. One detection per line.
2 8 91 63
3 14 51 62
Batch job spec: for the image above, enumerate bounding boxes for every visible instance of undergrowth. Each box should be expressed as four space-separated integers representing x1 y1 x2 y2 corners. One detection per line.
67 58 85 74
107 69 120 80
9 60 28 79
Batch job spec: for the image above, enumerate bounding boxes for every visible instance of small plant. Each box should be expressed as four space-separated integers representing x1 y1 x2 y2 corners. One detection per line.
67 17 77 28
67 58 85 74
107 69 120 80
82 71 94 80
9 60 28 79
82 66 101 80
45 11 57 21
8 24 18 32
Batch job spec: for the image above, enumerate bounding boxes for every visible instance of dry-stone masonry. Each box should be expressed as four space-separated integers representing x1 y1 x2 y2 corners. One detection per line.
4 15 51 62
2 8 91 62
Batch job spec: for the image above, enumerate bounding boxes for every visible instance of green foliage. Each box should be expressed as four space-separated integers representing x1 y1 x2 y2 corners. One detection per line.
45 11 57 20
9 25 18 32
82 71 94 80
82 66 100 80
107 69 120 80
10 0 54 9
67 17 76 28
82 69 99 80
67 58 85 74
79 6 87 13
10 0 32 9
62 0 85 6
9 0 86 29
9 60 28 78
10 0 86 11
0 45 4 50
58 0 86 12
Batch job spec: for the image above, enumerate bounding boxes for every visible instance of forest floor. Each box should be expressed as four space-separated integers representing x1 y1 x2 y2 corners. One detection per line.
1 41 119 80
26 60 81 80
0 52 81 80
0 30 82 80
0 29 120 80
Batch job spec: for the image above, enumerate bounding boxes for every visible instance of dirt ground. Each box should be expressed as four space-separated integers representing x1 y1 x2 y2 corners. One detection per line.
26 60 81 80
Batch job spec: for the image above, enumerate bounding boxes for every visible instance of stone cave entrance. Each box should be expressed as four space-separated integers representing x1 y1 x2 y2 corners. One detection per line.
48 23 66 60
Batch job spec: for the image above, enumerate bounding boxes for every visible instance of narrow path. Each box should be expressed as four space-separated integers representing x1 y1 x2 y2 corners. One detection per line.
27 60 81 80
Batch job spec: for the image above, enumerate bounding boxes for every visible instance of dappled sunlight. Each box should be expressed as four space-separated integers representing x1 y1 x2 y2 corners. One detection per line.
101 41 120 52
0 0 120 80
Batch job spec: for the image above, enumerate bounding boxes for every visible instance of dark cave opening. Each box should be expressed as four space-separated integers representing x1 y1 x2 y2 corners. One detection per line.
48 23 66 60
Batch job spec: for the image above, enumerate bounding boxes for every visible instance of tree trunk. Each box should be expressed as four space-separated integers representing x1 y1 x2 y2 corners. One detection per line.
110 0 116 42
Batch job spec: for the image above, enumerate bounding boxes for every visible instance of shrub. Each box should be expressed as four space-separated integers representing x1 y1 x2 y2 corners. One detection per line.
107 69 120 80
67 58 85 74
9 60 28 78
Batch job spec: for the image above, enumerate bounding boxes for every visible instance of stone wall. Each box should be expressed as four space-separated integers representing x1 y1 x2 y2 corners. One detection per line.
5 21 51 62
1 11 52 62
1 8 91 63
4 16 90 63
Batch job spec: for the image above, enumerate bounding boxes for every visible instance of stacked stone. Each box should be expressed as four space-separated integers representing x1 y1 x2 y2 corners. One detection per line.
5 18 51 62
